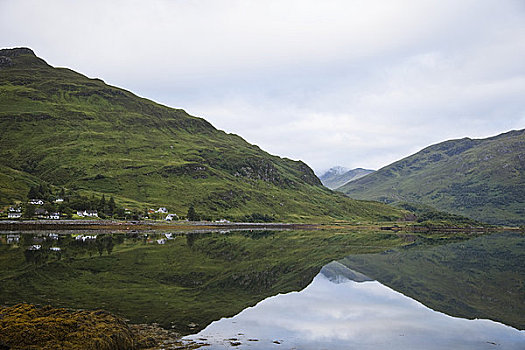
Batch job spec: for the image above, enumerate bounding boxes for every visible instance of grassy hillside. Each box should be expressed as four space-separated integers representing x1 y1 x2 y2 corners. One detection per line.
338 130 525 225
0 47 406 222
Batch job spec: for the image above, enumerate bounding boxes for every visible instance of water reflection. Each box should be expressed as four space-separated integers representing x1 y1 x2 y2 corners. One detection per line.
185 262 525 349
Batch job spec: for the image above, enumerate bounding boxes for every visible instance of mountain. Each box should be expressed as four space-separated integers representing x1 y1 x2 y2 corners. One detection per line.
338 130 525 225
319 167 374 189
0 48 406 222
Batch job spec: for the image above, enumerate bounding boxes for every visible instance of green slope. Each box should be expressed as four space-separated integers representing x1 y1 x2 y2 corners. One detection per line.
0 47 405 222
338 130 525 225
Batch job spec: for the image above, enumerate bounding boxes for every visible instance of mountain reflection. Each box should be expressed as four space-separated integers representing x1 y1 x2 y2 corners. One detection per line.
185 261 525 349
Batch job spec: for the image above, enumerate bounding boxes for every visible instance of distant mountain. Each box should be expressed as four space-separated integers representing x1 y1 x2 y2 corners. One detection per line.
0 47 406 222
319 167 374 189
338 130 525 225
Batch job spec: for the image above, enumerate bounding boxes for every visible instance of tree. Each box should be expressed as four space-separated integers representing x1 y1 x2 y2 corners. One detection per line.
27 186 39 199
108 197 116 216
187 205 198 221
99 195 106 212
23 204 36 219
106 236 114 255
96 238 105 256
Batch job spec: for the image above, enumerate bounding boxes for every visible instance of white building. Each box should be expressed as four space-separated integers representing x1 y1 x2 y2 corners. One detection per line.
165 213 178 221
75 235 97 241
157 207 168 213
7 235 20 244
49 212 60 220
77 210 98 217
8 212 22 219
29 199 44 205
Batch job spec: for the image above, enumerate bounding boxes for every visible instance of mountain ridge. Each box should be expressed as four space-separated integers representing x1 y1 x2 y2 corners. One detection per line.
338 129 525 225
0 47 405 222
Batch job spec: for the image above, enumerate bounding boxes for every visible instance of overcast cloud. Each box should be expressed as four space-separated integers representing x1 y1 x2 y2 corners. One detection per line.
1 0 524 173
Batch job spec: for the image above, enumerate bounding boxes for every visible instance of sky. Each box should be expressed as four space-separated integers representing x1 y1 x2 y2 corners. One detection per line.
1 0 525 173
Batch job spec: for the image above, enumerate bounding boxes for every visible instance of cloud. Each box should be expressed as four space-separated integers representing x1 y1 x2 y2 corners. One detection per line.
1 0 524 172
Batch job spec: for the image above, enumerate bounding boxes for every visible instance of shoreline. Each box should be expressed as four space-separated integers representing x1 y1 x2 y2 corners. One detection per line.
0 219 520 233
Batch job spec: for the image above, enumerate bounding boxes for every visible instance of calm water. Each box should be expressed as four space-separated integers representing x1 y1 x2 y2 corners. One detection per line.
184 261 525 349
1 230 524 348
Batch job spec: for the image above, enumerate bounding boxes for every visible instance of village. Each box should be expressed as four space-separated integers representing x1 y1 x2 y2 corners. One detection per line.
2 200 181 222
0 184 187 222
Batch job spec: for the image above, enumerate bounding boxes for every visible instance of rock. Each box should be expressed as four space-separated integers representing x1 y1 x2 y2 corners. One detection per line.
0 56 13 68
0 47 35 57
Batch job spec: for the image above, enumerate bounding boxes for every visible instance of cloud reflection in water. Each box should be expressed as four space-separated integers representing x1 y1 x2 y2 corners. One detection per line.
184 265 525 349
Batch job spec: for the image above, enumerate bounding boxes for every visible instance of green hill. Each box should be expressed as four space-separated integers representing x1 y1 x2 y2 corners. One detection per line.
0 47 405 222
338 130 525 225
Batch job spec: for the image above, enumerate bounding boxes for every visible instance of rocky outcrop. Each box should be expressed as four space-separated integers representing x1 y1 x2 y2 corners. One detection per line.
0 47 35 57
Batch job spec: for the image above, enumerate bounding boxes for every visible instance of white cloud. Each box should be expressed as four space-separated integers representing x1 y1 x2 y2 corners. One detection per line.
1 0 524 172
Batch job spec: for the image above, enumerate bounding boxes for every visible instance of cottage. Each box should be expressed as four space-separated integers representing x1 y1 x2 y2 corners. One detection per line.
48 233 59 240
49 247 61 251
156 238 166 245
49 212 60 220
164 233 173 239
157 207 168 214
77 210 98 217
165 213 178 221
28 245 41 251
54 198 64 203
34 208 48 217
85 210 98 217
29 199 44 205
6 235 20 244
8 207 21 213
8 212 22 219
75 235 97 242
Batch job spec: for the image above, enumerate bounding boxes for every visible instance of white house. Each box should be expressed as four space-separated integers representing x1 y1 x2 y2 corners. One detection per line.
29 199 44 205
75 235 97 241
8 212 22 219
7 235 20 244
49 212 60 220
28 245 41 250
49 247 61 251
157 207 168 214
54 198 64 203
165 213 178 221
77 210 98 217
156 238 166 245
48 233 59 240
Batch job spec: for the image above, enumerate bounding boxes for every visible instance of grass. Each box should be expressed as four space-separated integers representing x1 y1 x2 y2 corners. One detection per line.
338 130 525 226
0 48 407 223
